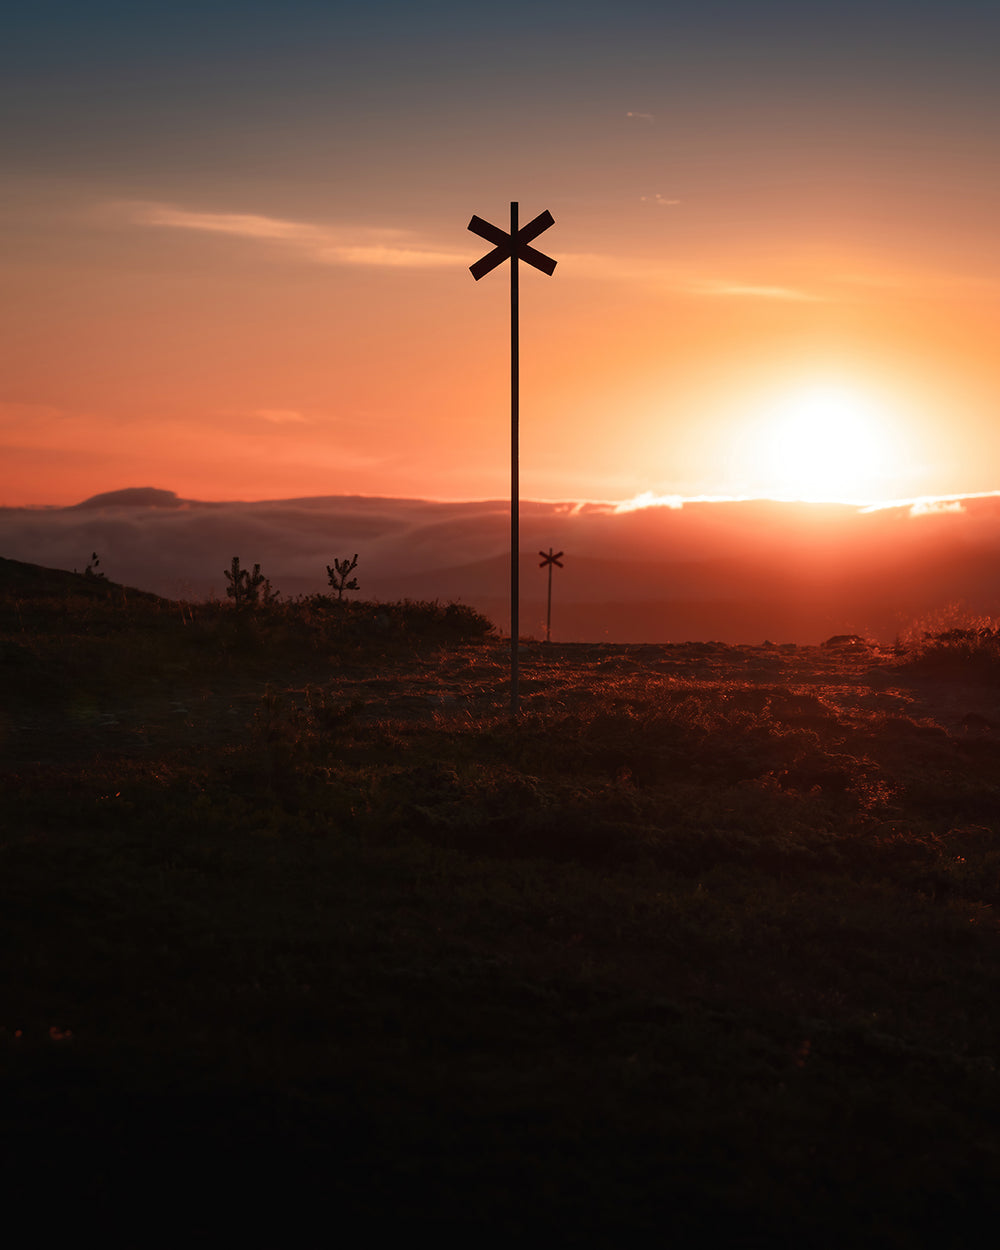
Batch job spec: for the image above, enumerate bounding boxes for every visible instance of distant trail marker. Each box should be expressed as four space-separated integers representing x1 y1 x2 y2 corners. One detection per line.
538 548 564 643
469 203 556 715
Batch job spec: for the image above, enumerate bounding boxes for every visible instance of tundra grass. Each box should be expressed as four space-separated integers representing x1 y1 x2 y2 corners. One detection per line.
2 580 999 1244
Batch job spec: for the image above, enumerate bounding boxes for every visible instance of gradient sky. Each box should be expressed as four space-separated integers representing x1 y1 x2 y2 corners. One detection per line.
3 0 1000 506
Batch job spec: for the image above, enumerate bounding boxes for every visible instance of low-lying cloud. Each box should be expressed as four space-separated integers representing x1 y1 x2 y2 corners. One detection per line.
5 488 1000 644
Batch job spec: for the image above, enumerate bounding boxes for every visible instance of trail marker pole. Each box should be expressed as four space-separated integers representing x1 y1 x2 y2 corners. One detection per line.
538 548 564 643
469 203 556 715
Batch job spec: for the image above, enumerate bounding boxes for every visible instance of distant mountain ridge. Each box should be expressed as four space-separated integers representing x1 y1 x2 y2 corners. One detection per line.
71 488 187 509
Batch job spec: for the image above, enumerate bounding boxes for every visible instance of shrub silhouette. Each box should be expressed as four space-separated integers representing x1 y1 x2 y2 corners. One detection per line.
327 554 360 600
902 625 1000 682
224 556 278 607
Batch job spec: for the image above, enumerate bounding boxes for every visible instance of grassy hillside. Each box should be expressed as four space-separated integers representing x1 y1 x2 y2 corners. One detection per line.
2 562 999 1243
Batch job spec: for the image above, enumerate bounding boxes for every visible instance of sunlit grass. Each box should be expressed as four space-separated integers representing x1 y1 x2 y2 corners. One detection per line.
892 604 1000 683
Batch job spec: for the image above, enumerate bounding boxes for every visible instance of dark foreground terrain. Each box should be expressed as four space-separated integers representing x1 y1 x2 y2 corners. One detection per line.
3 558 1000 1245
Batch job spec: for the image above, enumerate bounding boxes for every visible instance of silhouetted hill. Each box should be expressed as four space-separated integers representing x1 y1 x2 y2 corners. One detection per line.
0 555 165 603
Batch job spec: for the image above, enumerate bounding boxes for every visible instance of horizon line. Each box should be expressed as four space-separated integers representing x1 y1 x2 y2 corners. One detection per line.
5 486 1000 514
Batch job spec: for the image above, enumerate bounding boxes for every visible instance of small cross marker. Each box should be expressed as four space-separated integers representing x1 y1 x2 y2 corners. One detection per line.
538 548 564 643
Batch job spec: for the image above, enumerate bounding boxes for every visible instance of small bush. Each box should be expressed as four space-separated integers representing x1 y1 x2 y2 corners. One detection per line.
327 554 360 600
377 599 495 640
898 624 1000 683
224 556 278 608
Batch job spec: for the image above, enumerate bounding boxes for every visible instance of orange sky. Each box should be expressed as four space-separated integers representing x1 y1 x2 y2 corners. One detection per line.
3 2 999 508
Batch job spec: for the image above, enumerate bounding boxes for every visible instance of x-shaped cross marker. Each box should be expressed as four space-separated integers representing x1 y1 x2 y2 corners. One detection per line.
468 210 557 281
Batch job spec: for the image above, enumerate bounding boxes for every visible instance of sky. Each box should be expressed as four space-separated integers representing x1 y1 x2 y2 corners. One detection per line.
3 0 1000 508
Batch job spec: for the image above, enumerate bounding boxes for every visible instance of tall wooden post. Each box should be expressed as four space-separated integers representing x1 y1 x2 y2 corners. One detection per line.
468 203 556 715
510 202 520 713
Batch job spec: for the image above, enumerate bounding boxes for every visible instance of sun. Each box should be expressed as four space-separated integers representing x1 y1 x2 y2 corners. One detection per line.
759 385 894 502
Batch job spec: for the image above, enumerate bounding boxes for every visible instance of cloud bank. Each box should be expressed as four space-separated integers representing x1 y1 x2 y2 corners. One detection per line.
6 490 1000 644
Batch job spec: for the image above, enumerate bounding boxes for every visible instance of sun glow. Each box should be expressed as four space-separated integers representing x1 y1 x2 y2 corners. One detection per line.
753 385 897 503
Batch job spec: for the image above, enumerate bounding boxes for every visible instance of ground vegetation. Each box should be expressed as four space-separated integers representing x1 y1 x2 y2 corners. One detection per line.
2 556 999 1243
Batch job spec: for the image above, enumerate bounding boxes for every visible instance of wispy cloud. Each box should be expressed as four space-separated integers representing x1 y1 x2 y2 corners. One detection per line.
610 491 760 514
117 201 824 299
690 280 823 302
833 268 1000 300
252 409 309 425
119 201 468 269
909 497 966 517
640 194 680 207
560 255 822 301
613 491 685 513
860 492 1000 516
626 111 654 121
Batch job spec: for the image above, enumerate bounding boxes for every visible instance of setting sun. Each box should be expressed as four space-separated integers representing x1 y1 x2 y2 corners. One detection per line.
744 385 899 503
2 1 998 513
